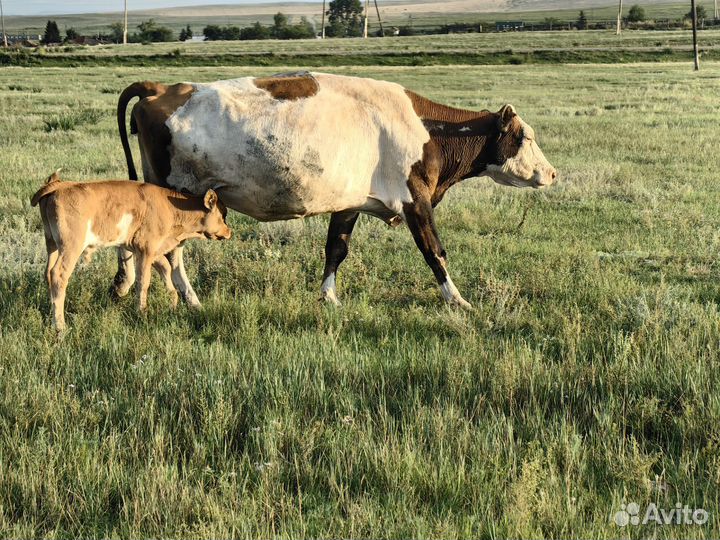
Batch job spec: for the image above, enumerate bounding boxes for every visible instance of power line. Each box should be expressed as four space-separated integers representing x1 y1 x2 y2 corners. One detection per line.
0 0 7 48
123 0 128 44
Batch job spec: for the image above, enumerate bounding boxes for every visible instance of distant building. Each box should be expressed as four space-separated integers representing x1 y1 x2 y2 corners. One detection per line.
5 34 42 45
496 21 524 32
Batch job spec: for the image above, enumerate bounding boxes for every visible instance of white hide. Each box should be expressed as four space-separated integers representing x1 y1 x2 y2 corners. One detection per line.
165 73 431 221
321 273 340 306
83 213 134 248
485 120 555 188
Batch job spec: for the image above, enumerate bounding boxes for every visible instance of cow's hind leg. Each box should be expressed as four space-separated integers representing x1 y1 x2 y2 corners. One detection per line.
321 211 360 306
166 246 201 309
403 178 471 309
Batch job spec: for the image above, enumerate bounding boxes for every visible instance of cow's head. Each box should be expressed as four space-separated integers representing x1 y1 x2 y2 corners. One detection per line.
201 189 232 240
485 105 556 188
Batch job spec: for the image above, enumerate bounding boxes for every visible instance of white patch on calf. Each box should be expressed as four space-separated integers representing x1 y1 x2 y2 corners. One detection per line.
84 220 100 248
164 73 431 221
115 213 133 243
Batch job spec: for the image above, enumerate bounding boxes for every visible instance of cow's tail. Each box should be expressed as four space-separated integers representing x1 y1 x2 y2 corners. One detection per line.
117 81 168 181
30 169 64 207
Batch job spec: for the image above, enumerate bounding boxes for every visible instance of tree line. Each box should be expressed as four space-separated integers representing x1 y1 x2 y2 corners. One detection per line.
40 0 368 44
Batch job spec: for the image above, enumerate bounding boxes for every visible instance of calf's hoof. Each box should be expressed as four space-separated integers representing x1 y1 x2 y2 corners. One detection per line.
109 284 132 302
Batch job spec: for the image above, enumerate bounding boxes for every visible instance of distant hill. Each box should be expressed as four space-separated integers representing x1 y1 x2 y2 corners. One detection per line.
2 0 691 36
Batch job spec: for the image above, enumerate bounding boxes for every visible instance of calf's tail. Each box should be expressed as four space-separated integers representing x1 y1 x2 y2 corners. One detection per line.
117 81 167 181
30 169 63 207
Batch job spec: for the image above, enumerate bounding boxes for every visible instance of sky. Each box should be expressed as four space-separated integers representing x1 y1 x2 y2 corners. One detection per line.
2 0 318 16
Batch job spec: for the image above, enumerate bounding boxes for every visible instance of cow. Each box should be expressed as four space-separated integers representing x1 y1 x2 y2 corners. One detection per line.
31 170 232 330
116 72 556 309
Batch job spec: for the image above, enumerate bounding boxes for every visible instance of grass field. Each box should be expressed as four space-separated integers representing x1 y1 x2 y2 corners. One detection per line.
4 29 720 67
2 33 720 538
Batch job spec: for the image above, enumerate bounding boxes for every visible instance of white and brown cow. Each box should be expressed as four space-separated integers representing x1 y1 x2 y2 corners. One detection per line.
116 72 556 308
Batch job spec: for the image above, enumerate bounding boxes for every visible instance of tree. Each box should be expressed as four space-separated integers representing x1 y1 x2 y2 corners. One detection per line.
65 28 79 41
109 22 124 43
240 22 271 40
627 4 646 22
274 12 288 30
202 25 222 40
542 17 562 29
577 10 588 29
686 5 708 19
179 24 193 41
222 26 241 40
137 19 174 42
325 0 363 37
271 13 315 39
43 20 61 44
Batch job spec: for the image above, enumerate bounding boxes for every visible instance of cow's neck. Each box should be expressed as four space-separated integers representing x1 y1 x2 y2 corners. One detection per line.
405 91 499 206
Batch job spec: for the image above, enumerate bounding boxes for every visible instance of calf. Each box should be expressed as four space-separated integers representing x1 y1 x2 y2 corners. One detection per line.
31 170 232 330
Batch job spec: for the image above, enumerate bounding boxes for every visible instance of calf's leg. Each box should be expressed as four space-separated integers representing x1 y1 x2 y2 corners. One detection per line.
153 256 178 308
112 248 136 298
321 211 359 306
48 244 83 331
134 253 153 312
166 246 201 308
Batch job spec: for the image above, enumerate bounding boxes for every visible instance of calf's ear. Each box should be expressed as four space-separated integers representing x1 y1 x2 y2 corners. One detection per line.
47 168 62 184
497 104 517 133
204 189 218 210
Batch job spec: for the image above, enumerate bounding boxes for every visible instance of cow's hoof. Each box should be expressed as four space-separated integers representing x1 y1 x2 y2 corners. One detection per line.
447 296 473 310
320 290 341 307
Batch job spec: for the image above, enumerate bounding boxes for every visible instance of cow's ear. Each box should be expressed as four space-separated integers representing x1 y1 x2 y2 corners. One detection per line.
497 104 517 132
203 189 218 210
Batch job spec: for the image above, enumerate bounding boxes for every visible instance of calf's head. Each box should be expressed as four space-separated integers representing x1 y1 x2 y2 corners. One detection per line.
485 105 557 189
200 190 232 240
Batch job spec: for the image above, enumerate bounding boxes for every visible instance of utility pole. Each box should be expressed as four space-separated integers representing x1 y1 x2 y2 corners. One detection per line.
715 0 718 20
373 0 384 37
0 0 7 48
123 0 128 44
321 0 326 38
616 0 623 34
363 0 369 38
691 0 700 69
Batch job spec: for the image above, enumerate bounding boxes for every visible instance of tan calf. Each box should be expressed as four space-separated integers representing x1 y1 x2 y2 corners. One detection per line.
31 171 231 330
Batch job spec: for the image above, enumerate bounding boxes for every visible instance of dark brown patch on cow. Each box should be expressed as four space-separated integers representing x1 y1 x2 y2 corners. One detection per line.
495 106 524 163
405 90 486 123
131 83 195 186
118 81 195 185
253 74 319 101
404 88 530 205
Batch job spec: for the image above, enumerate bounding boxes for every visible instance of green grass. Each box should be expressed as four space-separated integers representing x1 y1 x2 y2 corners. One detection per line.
2 56 720 537
3 29 720 67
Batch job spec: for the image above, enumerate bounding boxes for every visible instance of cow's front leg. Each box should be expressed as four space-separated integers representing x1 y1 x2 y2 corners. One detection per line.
111 248 136 298
403 194 471 309
166 246 201 309
321 211 360 306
